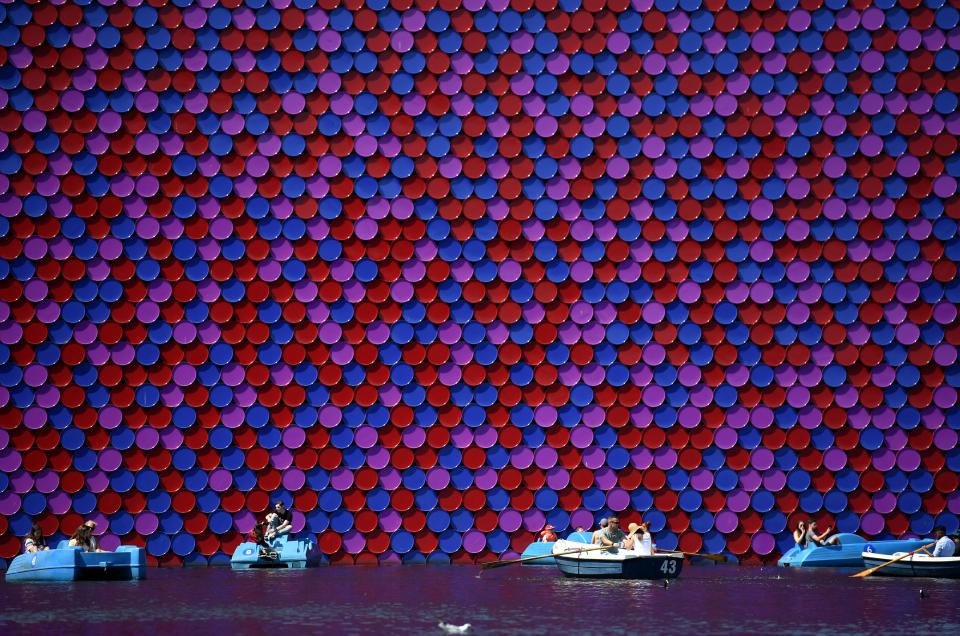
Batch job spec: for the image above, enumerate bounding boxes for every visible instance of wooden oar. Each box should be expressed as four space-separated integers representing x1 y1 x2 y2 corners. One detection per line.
658 550 727 562
481 543 615 569
850 542 936 578
483 530 640 570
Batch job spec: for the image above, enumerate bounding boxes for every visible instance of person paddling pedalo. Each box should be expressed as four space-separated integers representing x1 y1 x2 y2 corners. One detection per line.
265 501 293 541
68 520 107 552
538 525 558 542
792 519 839 549
23 524 49 553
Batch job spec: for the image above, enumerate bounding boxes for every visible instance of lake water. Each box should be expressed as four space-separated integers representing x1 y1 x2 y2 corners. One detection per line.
1 564 958 635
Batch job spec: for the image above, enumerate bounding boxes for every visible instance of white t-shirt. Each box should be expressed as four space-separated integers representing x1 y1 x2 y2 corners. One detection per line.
932 536 955 557
638 533 653 556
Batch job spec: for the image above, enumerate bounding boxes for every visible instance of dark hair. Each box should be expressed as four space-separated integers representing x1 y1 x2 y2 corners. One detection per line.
933 526 946 534
273 500 285 507
70 524 90 542
27 524 44 545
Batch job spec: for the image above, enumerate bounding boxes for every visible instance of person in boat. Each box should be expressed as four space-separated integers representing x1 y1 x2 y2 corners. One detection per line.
793 520 838 549
69 520 107 552
23 524 49 553
591 518 608 544
68 523 96 552
250 521 278 559
952 534 960 556
67 524 88 549
926 526 956 558
627 522 653 554
538 524 558 542
597 517 627 549
271 500 293 538
84 520 108 551
251 521 269 549
264 512 280 541
792 521 807 548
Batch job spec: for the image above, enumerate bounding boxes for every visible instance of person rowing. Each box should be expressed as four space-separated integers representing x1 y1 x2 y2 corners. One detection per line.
923 526 955 558
597 517 642 551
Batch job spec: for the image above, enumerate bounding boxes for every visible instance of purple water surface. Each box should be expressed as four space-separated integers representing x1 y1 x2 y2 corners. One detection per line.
1 566 957 635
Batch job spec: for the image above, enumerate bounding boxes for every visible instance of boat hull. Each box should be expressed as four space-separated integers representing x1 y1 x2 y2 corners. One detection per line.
555 553 683 580
777 534 931 568
230 535 321 569
861 553 960 578
5 546 147 582
552 541 683 580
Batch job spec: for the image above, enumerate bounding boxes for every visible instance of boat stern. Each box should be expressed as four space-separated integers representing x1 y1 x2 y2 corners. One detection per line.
277 535 321 568
116 545 147 580
75 547 148 581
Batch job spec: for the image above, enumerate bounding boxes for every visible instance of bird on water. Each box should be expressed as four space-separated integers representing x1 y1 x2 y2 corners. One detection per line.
439 622 471 633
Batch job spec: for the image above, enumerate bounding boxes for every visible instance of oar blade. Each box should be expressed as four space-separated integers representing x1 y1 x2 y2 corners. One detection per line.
480 560 514 570
850 562 889 578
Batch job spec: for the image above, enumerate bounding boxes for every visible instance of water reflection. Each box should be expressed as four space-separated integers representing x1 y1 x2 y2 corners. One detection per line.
550 574 664 597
